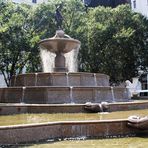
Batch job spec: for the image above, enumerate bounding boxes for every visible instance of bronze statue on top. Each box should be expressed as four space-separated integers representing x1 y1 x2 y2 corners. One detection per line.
55 3 64 29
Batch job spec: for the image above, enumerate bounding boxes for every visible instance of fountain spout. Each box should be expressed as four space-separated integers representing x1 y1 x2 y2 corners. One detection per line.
127 116 148 130
84 102 109 113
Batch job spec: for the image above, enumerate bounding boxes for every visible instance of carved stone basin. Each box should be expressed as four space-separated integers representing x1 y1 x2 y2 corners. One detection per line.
39 38 80 54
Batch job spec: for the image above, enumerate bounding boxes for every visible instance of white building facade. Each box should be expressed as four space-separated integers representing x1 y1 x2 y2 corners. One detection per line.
11 0 48 5
0 73 6 87
131 0 148 17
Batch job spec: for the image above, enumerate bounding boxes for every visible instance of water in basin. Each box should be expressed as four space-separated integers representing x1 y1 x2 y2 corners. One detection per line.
0 109 148 126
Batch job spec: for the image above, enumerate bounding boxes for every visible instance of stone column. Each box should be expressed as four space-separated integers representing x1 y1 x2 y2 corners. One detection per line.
54 52 68 72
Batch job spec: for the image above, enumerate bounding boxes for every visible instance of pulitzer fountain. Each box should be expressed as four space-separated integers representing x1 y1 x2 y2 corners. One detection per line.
0 5 148 145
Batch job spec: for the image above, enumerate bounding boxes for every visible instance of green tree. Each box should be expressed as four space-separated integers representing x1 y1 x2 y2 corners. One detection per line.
79 5 148 84
0 2 31 86
1 1 148 86
23 2 56 73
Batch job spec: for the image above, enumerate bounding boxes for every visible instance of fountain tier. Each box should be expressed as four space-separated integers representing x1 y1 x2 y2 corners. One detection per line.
39 30 80 72
3 72 129 104
10 72 109 87
0 119 147 144
0 86 128 104
39 38 80 54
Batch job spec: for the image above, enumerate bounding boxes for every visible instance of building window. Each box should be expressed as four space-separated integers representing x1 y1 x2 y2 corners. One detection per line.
32 0 37 3
133 0 136 8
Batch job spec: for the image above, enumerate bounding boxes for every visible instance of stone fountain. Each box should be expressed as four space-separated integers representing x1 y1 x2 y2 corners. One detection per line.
0 30 148 145
0 32 123 105
0 31 129 104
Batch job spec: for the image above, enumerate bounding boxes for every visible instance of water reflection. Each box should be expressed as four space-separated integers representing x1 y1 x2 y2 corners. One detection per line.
0 109 148 126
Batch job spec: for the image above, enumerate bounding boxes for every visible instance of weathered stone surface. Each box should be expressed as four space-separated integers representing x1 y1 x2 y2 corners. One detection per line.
10 72 110 87
0 101 148 115
0 86 129 104
128 116 148 130
0 120 145 144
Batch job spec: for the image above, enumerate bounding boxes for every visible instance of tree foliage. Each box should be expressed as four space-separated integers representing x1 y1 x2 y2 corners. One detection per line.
0 2 31 86
0 1 148 86
79 5 148 84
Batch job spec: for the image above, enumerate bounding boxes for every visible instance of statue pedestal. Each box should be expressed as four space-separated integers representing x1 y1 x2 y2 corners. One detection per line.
54 52 68 72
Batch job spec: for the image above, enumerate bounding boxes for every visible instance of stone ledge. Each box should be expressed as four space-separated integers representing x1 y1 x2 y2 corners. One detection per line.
0 101 148 115
0 119 147 144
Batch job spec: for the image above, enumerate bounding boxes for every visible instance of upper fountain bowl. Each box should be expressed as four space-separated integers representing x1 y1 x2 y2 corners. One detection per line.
39 30 80 54
39 38 80 54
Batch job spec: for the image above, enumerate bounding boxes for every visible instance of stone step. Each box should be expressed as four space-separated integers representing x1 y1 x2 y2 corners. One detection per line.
0 86 129 104
10 72 109 87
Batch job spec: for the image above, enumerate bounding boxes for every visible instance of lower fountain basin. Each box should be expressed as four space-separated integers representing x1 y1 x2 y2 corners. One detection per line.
0 86 129 104
1 101 148 115
0 117 147 144
0 103 147 145
0 109 148 126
